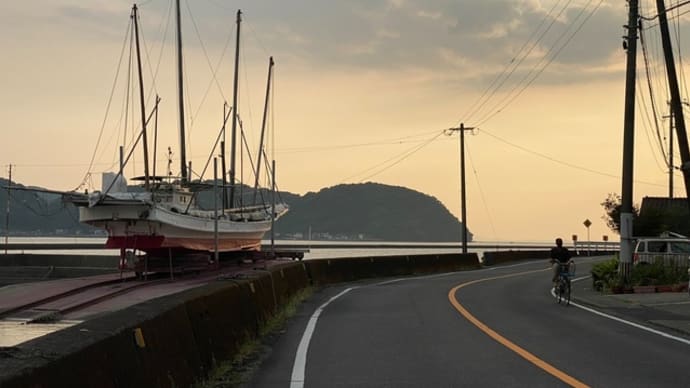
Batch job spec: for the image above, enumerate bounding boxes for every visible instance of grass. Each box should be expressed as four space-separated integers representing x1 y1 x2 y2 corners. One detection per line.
195 286 315 388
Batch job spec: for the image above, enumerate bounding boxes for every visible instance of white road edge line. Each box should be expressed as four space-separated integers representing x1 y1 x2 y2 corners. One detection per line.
290 287 357 388
561 277 690 346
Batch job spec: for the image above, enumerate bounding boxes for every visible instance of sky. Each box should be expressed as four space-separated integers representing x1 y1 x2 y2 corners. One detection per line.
2 0 690 242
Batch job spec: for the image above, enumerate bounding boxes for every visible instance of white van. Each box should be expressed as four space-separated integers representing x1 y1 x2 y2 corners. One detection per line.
633 238 690 266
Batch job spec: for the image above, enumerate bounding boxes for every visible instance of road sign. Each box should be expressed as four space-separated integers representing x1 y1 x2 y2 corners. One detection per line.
583 219 592 228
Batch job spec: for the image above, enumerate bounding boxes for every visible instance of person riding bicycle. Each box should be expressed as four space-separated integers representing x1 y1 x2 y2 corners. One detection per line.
550 238 572 287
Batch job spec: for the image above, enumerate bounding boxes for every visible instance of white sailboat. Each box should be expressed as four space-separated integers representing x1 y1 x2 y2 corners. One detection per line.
67 3 288 259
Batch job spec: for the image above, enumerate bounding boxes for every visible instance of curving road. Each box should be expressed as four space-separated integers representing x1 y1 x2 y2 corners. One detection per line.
248 257 690 387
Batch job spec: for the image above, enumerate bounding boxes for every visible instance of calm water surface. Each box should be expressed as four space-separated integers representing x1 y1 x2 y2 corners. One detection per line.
2 237 577 260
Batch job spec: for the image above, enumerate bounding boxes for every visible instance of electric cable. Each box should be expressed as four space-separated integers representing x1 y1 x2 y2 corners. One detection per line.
477 126 666 188
75 18 133 192
474 0 605 127
340 131 445 183
466 143 499 242
461 0 569 124
639 21 670 165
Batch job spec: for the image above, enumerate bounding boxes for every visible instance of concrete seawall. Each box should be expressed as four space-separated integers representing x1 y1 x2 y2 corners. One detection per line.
0 252 530 387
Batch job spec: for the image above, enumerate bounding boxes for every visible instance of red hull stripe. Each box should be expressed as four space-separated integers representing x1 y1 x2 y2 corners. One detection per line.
105 236 260 252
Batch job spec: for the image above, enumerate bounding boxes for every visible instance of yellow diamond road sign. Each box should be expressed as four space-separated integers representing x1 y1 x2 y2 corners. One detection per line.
583 219 592 228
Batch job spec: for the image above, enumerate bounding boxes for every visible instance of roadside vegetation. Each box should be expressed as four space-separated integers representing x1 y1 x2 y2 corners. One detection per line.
591 256 689 292
195 286 314 388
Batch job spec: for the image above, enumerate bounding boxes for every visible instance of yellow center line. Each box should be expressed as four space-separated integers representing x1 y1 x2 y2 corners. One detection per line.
448 269 589 388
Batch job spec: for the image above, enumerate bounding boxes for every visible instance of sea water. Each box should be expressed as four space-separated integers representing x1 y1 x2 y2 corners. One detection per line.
1 236 571 260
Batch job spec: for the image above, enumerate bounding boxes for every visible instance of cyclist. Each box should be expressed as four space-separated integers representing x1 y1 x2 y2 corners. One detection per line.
550 237 572 288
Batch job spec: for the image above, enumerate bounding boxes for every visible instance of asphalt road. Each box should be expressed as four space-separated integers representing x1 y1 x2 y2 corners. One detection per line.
247 257 690 387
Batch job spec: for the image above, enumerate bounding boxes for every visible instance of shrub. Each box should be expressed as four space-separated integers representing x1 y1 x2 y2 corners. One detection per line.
591 257 619 291
630 261 688 286
591 256 688 292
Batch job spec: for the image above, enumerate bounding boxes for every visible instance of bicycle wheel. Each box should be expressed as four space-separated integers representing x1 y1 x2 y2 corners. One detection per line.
556 278 564 304
564 278 571 305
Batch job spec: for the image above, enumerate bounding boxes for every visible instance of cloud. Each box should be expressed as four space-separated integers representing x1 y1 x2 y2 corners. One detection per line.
240 0 637 87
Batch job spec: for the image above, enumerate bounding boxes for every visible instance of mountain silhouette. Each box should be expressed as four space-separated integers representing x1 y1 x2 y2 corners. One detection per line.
0 179 470 242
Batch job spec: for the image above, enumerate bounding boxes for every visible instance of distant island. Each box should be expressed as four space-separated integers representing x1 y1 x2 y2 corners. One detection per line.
0 179 471 242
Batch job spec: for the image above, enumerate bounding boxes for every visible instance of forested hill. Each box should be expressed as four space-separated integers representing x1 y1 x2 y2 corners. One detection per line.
273 183 470 242
0 179 471 242
0 178 90 234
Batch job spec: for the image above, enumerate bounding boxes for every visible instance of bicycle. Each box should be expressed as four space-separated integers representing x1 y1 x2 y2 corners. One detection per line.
554 260 575 305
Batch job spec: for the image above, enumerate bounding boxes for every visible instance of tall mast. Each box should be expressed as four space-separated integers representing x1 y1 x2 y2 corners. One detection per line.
656 0 690 206
133 4 150 189
176 0 188 182
221 104 228 209
4 164 11 255
229 9 242 209
253 57 274 203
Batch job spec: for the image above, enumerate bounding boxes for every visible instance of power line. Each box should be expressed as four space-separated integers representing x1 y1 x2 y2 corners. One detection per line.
477 127 666 188
465 143 499 241
461 0 570 124
340 131 446 183
277 130 443 154
639 20 669 166
636 85 670 172
474 0 605 127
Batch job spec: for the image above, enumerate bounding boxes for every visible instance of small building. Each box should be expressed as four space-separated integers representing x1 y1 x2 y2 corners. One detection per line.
638 197 690 236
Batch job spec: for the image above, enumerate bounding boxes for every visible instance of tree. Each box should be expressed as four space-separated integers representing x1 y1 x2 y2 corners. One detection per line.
601 193 631 234
601 193 688 237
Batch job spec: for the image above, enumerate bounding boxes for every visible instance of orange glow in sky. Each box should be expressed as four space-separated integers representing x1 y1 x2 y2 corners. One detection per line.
2 1 688 242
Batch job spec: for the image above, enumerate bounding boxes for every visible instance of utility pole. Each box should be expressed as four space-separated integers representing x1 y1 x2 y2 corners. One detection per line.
620 0 639 280
663 105 674 197
670 111 674 198
657 0 690 208
5 164 11 255
448 123 474 254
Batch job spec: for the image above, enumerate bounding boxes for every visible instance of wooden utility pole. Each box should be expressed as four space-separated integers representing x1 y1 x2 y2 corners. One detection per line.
448 123 474 254
656 0 690 208
663 106 674 197
620 0 639 279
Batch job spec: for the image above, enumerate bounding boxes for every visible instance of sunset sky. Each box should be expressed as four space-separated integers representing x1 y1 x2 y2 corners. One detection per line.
2 0 689 242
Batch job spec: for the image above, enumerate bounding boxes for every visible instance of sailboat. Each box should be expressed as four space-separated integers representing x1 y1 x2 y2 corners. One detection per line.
66 3 288 260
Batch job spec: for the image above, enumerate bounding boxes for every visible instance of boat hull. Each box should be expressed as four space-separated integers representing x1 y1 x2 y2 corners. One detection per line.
79 203 279 255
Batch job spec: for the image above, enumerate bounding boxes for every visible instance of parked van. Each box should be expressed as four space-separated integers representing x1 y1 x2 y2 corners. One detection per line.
633 238 690 266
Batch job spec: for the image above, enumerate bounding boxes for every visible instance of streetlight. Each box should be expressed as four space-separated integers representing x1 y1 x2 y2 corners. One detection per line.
447 123 474 254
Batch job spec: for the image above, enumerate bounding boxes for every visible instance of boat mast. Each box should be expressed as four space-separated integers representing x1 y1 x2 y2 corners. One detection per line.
133 4 151 189
176 0 188 183
229 10 242 209
4 164 11 255
221 104 228 209
656 0 690 206
253 57 274 204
